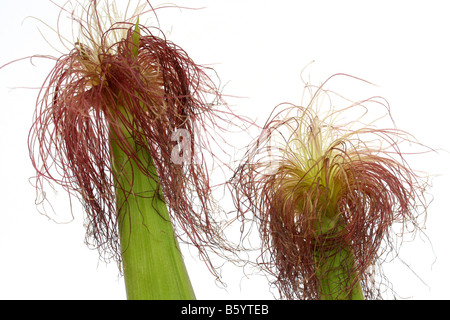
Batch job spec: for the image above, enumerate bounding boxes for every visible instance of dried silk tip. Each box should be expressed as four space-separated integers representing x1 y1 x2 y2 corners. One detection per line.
231 74 431 300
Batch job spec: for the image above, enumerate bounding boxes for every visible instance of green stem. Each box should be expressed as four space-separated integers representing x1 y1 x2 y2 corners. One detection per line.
314 245 364 300
110 127 195 300
314 219 364 300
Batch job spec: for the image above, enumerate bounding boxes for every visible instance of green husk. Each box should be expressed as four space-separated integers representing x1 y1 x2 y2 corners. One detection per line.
314 222 364 300
314 246 364 300
110 128 195 300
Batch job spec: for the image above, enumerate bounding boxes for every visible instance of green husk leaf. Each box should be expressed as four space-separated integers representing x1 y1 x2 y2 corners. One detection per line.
110 104 195 300
131 18 140 58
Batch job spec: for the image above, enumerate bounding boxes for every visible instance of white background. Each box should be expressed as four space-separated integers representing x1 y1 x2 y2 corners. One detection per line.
1 0 449 299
